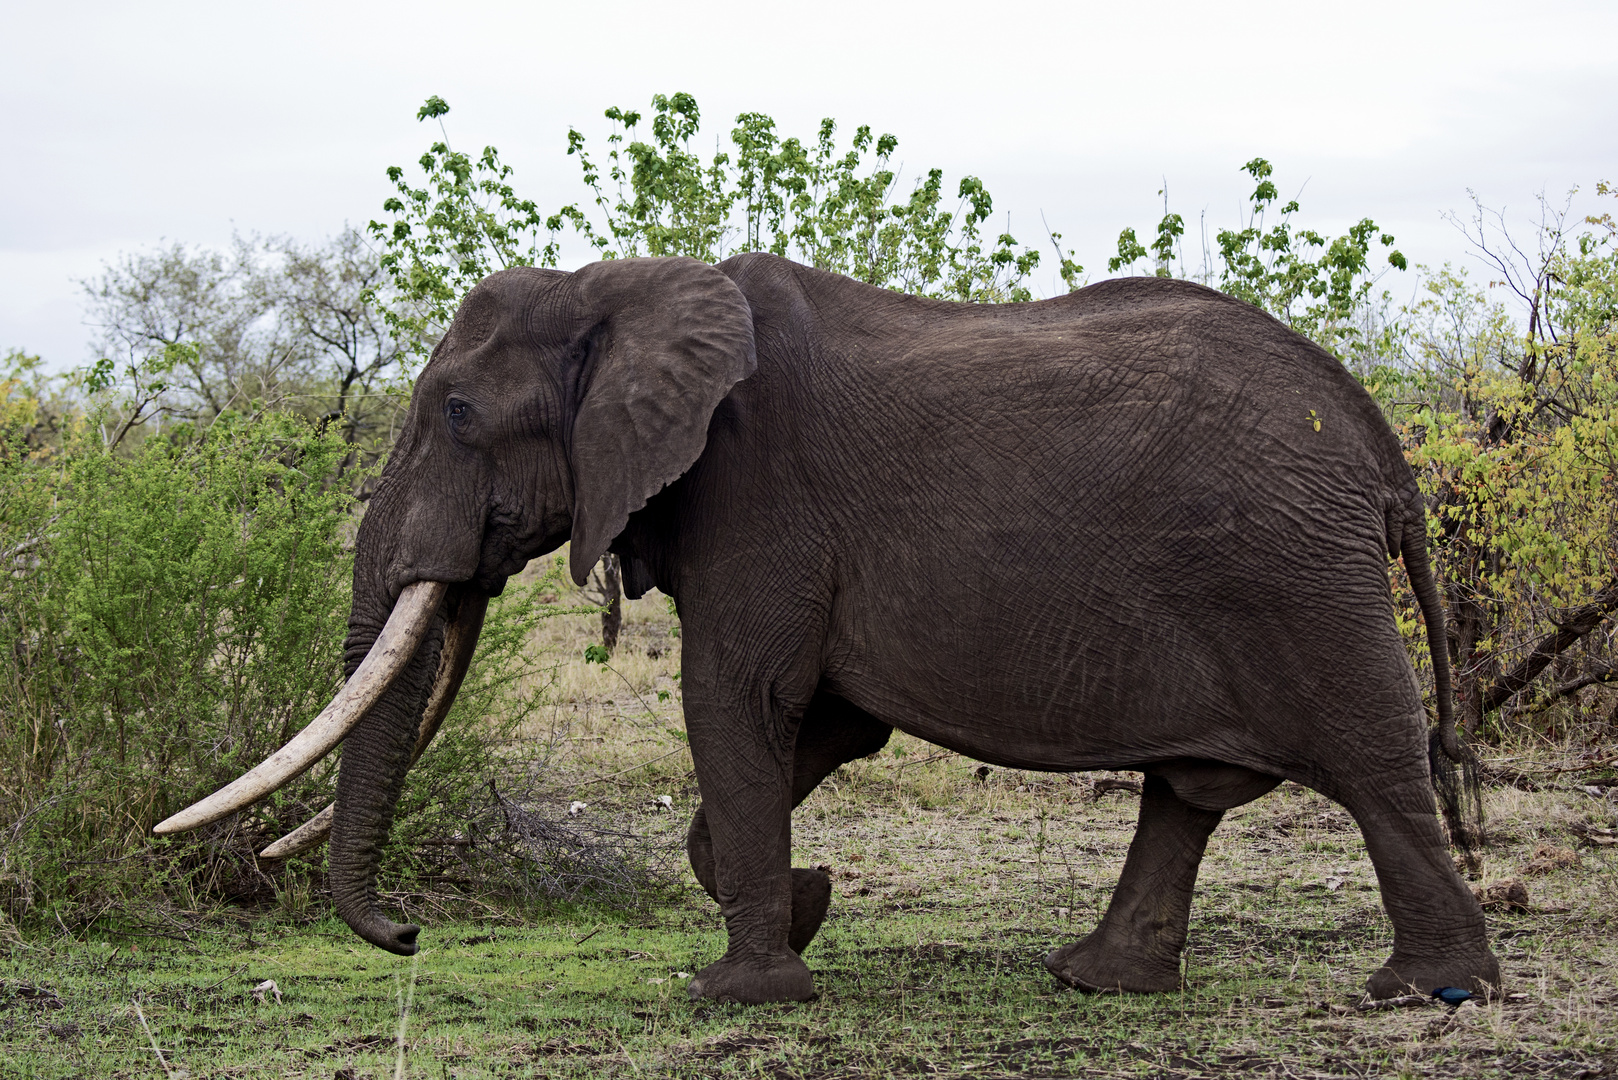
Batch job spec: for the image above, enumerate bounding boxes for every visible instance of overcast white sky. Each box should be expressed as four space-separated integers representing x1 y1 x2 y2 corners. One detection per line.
4 0 1615 369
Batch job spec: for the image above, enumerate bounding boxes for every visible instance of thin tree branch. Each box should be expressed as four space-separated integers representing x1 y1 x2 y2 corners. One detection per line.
1483 582 1618 711
1515 665 1618 715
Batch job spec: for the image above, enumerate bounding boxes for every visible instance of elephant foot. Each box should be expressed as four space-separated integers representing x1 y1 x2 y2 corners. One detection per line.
788 868 831 955
1365 951 1502 1000
687 949 816 1004
1044 931 1182 994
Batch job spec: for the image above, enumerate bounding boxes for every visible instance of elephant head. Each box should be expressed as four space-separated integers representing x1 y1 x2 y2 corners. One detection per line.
154 256 756 953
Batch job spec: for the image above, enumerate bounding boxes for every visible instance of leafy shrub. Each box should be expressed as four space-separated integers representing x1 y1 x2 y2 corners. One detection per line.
370 93 1056 364
0 412 353 922
1387 192 1618 743
0 410 575 932
1108 157 1406 363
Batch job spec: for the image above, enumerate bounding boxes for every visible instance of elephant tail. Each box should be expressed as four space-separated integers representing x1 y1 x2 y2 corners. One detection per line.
1400 503 1484 855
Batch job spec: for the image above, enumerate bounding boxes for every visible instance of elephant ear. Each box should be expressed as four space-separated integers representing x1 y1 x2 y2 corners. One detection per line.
567 256 756 585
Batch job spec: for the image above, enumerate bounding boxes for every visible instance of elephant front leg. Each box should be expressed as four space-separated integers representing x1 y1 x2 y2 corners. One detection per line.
688 692 891 956
688 806 830 956
682 706 815 1004
1046 774 1222 993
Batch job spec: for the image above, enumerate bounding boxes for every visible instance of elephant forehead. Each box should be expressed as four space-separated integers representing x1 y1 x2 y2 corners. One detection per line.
445 268 571 355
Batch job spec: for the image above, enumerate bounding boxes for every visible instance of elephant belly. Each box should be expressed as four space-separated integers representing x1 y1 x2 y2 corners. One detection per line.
1147 758 1282 810
819 551 1414 780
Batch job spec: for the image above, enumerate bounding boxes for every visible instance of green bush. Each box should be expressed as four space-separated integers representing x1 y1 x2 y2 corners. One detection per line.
0 409 567 932
0 413 353 922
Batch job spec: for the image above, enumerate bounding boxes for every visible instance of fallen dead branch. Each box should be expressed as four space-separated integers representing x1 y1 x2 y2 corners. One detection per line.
1092 778 1143 799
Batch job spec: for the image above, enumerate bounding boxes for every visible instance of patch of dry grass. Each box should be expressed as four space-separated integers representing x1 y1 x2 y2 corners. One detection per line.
5 565 1615 1076
514 558 691 796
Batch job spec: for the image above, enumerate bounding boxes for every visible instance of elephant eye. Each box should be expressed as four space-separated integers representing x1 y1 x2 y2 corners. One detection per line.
445 398 469 422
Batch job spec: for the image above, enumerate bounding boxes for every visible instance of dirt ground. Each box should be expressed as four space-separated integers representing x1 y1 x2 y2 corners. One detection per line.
3 579 1615 1077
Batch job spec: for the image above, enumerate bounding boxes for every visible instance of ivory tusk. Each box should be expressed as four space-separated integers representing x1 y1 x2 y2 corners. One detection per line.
153 580 449 836
258 591 488 859
258 801 335 858
409 591 490 769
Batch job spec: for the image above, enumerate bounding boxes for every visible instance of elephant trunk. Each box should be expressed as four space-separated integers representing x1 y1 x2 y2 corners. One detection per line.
258 593 489 860
327 595 447 955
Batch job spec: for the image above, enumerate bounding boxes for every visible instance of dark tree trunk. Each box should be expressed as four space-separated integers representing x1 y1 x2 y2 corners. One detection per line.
1482 582 1618 713
1444 541 1502 737
600 553 622 654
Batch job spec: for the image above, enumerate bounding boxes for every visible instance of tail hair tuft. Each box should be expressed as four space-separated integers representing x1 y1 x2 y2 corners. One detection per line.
1430 724 1485 860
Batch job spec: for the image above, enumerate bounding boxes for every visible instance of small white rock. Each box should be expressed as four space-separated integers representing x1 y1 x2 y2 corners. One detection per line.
674 971 692 979
568 801 588 816
655 795 673 810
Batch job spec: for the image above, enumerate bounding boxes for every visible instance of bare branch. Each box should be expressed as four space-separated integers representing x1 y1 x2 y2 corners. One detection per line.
1483 582 1618 712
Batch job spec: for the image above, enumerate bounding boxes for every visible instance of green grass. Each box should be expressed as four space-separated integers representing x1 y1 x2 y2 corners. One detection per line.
4 767 1615 1078
6 591 1614 1077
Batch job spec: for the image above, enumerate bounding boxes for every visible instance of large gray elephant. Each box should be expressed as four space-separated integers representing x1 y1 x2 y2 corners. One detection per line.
157 253 1500 1005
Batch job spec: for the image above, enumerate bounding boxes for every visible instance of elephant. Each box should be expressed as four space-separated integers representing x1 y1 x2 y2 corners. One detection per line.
156 252 1501 1005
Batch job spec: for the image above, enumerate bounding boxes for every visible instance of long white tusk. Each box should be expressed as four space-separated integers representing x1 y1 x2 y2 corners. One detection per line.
258 592 488 859
154 580 449 836
257 801 336 858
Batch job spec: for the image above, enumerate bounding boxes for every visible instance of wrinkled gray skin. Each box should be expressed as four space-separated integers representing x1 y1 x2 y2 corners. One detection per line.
332 253 1500 1005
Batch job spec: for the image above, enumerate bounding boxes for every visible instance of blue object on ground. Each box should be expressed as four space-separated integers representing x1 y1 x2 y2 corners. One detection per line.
1431 987 1473 1006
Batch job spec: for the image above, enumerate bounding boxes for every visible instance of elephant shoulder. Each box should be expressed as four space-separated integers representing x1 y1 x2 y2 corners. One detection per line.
716 253 941 326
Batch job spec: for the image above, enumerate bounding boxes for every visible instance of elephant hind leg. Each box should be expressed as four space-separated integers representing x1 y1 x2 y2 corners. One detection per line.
686 691 890 956
1046 773 1221 992
1330 764 1500 998
1046 761 1278 993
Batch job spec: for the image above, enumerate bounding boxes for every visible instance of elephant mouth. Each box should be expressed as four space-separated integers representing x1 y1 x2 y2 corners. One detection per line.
151 579 466 838
256 591 489 858
472 510 567 596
